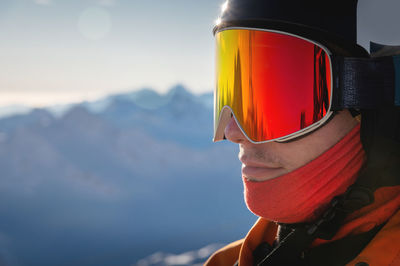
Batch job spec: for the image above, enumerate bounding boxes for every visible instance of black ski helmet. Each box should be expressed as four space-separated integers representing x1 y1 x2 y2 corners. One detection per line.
214 0 369 57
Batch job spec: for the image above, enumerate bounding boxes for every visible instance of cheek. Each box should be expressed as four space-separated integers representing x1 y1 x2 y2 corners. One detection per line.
274 142 320 171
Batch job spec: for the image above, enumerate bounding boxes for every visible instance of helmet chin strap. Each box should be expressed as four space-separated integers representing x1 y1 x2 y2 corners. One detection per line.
337 42 400 157
359 43 400 159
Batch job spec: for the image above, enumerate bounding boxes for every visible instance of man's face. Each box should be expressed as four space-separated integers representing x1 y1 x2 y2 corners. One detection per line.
224 110 359 182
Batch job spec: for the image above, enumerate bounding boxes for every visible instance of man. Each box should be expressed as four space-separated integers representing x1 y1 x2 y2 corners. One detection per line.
206 0 400 265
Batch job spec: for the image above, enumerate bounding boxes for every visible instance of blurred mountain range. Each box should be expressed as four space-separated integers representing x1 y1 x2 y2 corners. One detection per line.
0 85 255 266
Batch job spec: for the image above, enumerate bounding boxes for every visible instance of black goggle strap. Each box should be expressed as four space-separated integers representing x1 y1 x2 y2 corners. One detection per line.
331 54 400 110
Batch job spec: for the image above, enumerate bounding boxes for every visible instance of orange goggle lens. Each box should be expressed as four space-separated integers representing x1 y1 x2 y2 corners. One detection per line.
214 28 333 143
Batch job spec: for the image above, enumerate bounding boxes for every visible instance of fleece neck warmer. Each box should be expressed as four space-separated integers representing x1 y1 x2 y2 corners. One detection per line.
243 124 365 224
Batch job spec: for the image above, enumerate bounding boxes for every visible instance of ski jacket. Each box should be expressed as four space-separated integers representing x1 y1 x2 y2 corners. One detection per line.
205 186 400 266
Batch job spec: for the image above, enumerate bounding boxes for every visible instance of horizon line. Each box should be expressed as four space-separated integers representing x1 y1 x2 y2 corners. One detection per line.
0 84 213 109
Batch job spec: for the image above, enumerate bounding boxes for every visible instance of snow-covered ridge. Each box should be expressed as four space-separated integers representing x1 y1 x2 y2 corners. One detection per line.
135 243 224 266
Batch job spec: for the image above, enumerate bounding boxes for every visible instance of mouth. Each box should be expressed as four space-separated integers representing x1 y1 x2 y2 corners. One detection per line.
240 158 285 181
241 165 285 181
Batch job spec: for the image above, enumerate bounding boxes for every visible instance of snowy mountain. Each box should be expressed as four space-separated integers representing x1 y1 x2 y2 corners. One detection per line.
0 85 255 266
135 243 225 266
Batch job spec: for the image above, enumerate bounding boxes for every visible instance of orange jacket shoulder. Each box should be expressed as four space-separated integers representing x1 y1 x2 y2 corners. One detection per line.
347 209 400 266
204 239 243 266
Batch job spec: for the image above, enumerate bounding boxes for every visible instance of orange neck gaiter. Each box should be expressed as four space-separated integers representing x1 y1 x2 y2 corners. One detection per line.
243 124 365 224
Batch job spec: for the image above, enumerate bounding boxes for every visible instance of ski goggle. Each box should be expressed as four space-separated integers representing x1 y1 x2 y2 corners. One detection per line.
214 28 334 143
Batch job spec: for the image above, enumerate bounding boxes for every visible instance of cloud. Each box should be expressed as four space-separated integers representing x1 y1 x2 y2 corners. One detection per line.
33 0 52 5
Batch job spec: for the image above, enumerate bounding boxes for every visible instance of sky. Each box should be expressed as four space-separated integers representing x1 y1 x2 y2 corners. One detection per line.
1 0 400 107
0 0 221 107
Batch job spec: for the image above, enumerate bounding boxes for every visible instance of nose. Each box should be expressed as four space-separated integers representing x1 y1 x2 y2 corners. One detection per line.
224 116 248 144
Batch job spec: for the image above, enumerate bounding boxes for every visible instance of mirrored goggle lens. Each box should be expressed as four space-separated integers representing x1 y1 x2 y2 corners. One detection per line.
214 28 332 143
